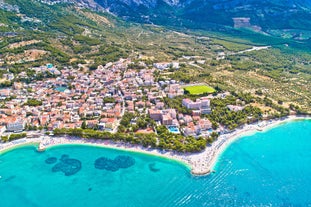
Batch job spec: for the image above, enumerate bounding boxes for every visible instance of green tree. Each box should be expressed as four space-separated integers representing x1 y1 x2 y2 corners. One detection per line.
81 120 87 129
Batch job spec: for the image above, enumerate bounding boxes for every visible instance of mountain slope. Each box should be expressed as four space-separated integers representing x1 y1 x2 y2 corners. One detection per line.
1 0 311 112
181 0 311 30
91 0 311 35
0 0 224 67
21 0 311 40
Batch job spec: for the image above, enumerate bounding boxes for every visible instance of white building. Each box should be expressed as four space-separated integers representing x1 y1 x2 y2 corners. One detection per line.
0 126 6 136
182 97 211 114
6 119 25 132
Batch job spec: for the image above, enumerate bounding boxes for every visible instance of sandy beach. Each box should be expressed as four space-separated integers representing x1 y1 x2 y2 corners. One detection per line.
0 115 310 176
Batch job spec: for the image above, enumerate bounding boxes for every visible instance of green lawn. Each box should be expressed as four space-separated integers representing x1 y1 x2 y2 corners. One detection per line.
184 85 216 95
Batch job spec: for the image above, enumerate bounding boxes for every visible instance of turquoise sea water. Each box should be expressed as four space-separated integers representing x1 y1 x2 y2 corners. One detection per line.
0 120 311 206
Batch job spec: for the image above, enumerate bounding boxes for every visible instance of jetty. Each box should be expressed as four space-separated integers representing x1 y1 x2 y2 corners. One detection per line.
37 142 46 152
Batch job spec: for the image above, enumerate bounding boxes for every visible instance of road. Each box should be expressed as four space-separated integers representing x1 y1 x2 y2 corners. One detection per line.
112 88 125 134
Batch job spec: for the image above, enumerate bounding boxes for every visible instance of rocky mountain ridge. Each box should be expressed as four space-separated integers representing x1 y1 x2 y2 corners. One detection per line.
3 0 311 38
41 0 311 33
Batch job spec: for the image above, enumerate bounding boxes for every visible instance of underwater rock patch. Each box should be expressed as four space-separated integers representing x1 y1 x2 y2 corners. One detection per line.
4 175 16 182
50 154 81 176
114 156 135 169
60 154 69 162
149 163 160 172
45 157 57 164
94 155 135 172
94 157 119 172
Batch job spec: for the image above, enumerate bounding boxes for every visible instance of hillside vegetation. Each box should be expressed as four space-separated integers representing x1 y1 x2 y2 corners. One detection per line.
0 0 310 112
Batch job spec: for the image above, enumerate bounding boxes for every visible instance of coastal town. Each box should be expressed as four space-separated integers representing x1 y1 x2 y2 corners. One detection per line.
0 58 245 140
1 0 311 206
0 56 305 174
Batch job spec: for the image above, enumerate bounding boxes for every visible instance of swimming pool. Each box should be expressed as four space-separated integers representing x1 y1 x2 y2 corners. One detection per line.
167 126 180 133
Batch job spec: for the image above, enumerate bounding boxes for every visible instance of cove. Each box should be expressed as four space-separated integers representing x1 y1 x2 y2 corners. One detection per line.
0 120 311 206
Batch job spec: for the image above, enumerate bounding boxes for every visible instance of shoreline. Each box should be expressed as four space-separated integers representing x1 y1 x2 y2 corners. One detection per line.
202 115 311 175
206 116 311 174
0 115 310 176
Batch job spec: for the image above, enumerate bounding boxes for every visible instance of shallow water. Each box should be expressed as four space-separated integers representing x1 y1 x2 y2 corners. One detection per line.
0 120 310 206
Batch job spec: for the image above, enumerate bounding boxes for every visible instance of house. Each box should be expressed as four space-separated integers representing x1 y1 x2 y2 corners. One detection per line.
124 92 133 100
126 101 135 113
135 101 145 108
198 119 212 131
155 102 165 109
162 114 173 125
0 89 10 99
153 62 171 70
149 109 162 121
39 115 50 126
183 122 200 136
167 84 184 98
183 115 193 124
87 120 99 128
163 109 177 119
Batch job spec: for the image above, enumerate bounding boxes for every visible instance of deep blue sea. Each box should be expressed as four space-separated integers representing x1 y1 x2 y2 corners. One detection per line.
0 120 311 207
